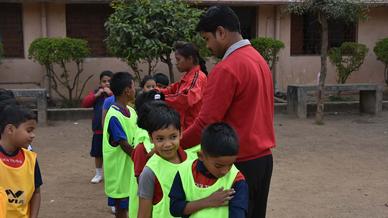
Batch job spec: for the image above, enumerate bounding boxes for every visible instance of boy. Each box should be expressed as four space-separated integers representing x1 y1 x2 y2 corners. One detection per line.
170 123 248 218
153 73 169 89
102 72 136 218
0 104 42 218
82 70 113 183
137 103 188 218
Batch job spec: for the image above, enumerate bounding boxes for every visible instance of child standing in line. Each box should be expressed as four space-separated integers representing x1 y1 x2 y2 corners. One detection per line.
82 70 113 184
0 104 43 218
153 73 169 89
102 72 137 218
140 75 157 93
169 123 248 218
137 103 189 218
0 186 6 218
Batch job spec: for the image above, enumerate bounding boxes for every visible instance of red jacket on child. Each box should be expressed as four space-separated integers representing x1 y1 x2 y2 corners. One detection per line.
159 65 207 131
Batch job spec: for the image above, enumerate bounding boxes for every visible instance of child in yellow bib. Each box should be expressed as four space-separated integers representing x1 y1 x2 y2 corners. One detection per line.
137 101 189 218
0 186 7 218
169 123 248 218
0 104 42 218
102 72 137 218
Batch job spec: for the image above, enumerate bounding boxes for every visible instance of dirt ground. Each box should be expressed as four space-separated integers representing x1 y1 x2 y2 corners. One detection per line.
32 111 388 218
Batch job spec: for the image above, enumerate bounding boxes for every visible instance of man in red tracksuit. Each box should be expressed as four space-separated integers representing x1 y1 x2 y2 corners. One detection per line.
181 6 276 218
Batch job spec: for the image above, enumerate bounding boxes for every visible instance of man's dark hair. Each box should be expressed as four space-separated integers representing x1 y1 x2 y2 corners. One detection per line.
0 104 36 134
201 122 239 157
196 6 241 34
153 73 169 87
174 41 208 75
140 75 155 88
137 101 180 134
135 89 165 114
110 72 133 96
99 70 113 80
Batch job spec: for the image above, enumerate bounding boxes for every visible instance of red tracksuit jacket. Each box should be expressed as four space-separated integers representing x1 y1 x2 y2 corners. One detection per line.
159 65 207 131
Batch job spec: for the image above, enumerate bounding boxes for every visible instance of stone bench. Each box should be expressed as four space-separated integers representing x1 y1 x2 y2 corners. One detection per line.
287 83 383 118
10 89 47 125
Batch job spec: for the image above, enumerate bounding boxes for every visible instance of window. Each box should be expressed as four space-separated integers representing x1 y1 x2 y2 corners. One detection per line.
231 7 257 39
291 13 357 55
0 3 24 58
66 4 113 57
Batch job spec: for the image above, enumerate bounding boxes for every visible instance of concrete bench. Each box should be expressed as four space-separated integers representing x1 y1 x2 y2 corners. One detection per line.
10 89 47 125
287 83 383 118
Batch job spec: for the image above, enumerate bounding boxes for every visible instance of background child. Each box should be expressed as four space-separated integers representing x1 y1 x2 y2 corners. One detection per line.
137 103 188 218
82 70 113 184
153 73 170 89
0 104 42 218
140 75 156 93
102 72 136 218
0 89 33 151
169 122 248 218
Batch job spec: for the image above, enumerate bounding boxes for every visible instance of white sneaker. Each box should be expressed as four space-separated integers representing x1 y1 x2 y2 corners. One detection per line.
111 206 116 214
90 174 103 184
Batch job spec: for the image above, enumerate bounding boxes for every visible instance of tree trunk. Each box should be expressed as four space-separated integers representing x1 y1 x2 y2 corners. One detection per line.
316 14 329 124
166 55 175 83
384 64 388 85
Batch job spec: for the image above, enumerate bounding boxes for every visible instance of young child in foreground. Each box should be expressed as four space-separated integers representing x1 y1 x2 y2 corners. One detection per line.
102 72 137 218
137 102 189 218
169 122 248 218
0 104 42 218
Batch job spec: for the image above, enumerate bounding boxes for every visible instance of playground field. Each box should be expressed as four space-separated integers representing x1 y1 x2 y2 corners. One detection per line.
33 111 388 218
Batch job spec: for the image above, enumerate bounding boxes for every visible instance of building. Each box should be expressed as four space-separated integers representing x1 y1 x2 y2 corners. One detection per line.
0 0 387 98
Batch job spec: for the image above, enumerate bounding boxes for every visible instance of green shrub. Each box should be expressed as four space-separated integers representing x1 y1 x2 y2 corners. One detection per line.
373 38 388 85
28 37 92 107
329 42 368 84
251 37 285 70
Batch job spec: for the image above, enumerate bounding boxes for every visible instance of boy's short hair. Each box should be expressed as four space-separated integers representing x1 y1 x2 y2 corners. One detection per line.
140 75 155 88
201 122 239 157
110 72 134 96
100 70 113 80
135 89 165 114
137 101 180 134
0 104 36 134
153 73 169 87
196 6 241 34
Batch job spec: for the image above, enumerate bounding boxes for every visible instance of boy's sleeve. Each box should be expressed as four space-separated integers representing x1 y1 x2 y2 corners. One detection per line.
34 160 43 189
138 167 156 200
81 91 96 108
108 117 127 145
169 172 189 218
228 172 249 218
103 96 115 111
131 143 149 178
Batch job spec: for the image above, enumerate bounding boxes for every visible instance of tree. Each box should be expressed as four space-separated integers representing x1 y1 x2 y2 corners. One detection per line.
0 42 4 64
106 0 204 82
28 37 92 107
251 37 285 70
373 38 388 85
329 42 368 84
289 0 368 124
